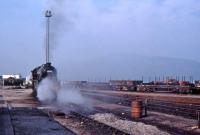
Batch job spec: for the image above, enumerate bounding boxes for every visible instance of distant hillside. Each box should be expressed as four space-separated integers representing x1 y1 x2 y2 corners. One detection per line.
58 54 200 81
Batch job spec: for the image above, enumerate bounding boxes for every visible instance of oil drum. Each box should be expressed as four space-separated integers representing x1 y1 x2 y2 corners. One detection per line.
131 101 143 118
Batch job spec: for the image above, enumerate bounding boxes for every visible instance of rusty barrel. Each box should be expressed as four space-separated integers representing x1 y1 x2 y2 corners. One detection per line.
131 101 143 118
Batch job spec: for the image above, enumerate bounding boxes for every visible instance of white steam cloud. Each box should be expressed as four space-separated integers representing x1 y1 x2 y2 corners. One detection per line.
57 88 85 105
37 78 57 103
37 78 89 109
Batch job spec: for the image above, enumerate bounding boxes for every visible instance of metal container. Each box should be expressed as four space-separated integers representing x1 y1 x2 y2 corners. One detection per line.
131 101 143 118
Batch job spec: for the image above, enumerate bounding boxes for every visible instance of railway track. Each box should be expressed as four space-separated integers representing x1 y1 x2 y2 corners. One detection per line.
47 107 130 135
94 107 200 135
51 105 198 135
83 91 200 119
69 111 130 135
146 100 200 119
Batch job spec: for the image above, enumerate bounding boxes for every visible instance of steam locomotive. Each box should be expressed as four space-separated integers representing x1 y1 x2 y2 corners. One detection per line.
31 63 57 96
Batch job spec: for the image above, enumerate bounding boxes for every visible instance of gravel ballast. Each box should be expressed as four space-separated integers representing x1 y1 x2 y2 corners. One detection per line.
90 113 171 135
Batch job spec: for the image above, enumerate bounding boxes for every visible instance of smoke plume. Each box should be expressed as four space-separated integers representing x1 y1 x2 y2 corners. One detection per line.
45 0 74 60
42 0 200 80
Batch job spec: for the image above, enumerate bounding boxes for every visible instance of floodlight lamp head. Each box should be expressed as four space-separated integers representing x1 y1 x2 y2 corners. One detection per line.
45 10 52 18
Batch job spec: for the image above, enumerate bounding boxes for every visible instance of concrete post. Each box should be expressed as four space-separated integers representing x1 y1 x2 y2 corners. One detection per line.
144 99 148 117
197 111 200 128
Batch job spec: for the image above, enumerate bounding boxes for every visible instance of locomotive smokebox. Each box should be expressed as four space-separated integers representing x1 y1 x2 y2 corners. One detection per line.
31 62 57 96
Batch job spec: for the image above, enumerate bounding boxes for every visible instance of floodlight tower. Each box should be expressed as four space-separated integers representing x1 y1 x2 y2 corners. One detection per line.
45 10 52 64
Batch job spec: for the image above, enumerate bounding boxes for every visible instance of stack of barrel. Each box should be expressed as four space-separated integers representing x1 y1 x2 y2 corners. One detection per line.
131 101 143 118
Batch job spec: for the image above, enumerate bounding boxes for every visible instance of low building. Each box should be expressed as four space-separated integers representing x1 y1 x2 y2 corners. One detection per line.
2 74 21 79
2 74 23 86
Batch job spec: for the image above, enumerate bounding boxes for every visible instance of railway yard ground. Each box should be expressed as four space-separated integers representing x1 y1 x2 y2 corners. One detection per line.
1 87 200 135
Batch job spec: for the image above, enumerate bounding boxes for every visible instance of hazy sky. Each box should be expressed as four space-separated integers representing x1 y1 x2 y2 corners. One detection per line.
0 0 200 80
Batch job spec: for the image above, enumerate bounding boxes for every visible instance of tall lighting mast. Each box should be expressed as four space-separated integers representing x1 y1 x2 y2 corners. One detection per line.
45 10 52 64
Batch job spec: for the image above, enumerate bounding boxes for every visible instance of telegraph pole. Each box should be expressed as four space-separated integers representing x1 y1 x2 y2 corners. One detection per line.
45 10 52 63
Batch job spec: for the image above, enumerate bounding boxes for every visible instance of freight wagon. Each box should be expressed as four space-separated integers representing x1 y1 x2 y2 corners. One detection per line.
109 80 143 91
